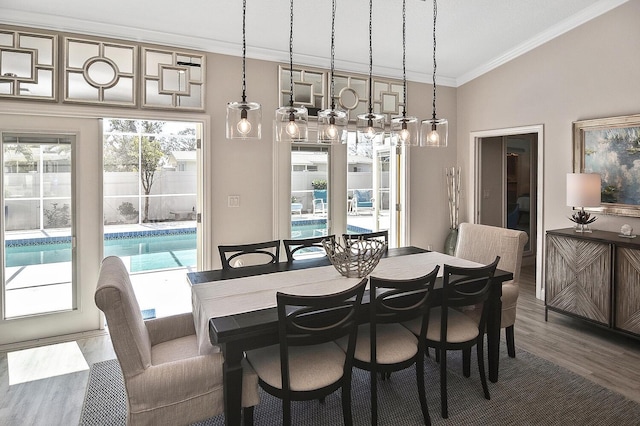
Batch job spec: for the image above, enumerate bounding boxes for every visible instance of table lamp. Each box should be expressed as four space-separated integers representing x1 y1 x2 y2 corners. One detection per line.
566 173 601 233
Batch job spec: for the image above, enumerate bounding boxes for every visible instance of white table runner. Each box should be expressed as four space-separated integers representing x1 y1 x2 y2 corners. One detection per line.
191 251 482 354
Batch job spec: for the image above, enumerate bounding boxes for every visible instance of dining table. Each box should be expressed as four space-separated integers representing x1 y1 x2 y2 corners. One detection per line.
188 246 513 426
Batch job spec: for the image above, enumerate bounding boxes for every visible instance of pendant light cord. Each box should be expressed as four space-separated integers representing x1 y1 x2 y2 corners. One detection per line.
289 0 294 108
402 0 407 118
330 0 336 111
241 0 247 103
432 0 438 121
367 0 373 116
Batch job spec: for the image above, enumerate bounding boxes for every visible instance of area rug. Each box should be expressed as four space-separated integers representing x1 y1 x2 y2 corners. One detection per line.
79 346 640 425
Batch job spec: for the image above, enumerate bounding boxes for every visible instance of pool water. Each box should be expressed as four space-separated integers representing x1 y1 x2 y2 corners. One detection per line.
5 232 196 273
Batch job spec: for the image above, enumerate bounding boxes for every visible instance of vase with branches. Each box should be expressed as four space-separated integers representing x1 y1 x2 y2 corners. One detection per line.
444 166 461 254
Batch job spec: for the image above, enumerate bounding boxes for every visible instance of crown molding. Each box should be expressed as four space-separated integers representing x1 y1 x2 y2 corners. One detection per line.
456 0 629 86
0 9 457 88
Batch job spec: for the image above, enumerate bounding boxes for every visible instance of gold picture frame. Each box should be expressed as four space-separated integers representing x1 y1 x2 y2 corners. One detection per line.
573 113 640 218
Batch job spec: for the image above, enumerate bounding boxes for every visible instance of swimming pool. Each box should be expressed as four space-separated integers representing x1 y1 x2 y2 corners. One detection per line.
290 219 371 239
5 229 196 273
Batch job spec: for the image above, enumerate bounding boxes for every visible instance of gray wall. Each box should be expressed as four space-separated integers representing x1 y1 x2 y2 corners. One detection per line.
457 0 640 287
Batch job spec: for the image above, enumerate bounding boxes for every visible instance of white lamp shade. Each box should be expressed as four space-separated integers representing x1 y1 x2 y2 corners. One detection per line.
566 173 601 207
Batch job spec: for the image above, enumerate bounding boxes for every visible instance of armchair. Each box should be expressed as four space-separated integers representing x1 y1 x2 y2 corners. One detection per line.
312 189 328 215
94 256 259 426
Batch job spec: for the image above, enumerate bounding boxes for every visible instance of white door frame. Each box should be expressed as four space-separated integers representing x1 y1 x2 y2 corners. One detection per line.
470 125 545 300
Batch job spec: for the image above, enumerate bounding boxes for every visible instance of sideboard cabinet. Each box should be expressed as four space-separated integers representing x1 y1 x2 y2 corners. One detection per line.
545 228 640 338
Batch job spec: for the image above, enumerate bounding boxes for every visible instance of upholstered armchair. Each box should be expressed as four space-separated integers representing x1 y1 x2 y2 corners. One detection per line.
454 223 528 357
94 256 259 426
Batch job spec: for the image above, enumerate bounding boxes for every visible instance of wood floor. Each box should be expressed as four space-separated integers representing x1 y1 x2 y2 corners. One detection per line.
1 264 639 425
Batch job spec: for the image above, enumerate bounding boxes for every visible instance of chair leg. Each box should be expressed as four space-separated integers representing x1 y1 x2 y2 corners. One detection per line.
416 356 432 425
371 369 378 425
283 399 291 426
477 336 491 400
462 348 471 377
342 380 354 426
440 347 448 419
242 406 254 426
506 325 516 358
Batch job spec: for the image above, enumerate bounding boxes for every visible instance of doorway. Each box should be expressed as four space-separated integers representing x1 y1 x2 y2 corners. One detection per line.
472 125 544 299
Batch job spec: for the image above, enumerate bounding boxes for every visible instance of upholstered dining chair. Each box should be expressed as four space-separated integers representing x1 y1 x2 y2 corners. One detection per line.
245 278 368 426
282 235 335 262
454 222 528 357
94 256 259 426
338 267 439 425
218 240 281 269
403 257 499 419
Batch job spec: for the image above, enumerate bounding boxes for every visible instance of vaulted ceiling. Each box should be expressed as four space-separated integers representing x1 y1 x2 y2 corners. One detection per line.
0 0 629 86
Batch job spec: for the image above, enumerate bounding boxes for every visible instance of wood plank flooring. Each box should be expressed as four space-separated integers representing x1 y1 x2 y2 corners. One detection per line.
0 264 639 425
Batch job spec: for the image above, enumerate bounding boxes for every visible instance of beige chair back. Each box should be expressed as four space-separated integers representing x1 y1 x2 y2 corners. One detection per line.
454 223 528 284
94 256 152 377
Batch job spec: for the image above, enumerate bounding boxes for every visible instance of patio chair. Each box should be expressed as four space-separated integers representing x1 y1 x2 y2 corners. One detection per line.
353 189 374 215
313 189 328 215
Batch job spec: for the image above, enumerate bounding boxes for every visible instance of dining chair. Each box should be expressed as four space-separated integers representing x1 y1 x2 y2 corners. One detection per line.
245 277 368 426
282 235 335 262
94 256 259 426
342 230 389 246
337 267 440 425
218 240 281 269
454 222 528 357
403 257 499 419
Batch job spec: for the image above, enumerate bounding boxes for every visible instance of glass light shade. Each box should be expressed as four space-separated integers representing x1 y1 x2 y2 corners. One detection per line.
567 173 601 207
390 116 419 147
275 105 309 142
356 112 385 144
420 118 448 147
226 101 262 139
317 109 348 144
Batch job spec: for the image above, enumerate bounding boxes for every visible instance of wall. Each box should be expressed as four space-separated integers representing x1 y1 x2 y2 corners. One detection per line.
0 23 458 267
457 0 640 290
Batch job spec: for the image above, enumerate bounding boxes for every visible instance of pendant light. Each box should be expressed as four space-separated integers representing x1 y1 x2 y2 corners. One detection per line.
317 0 347 144
390 0 418 147
420 0 448 147
275 0 308 142
226 0 261 139
356 0 384 145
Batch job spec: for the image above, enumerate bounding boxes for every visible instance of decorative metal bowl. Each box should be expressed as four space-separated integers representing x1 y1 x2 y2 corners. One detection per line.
322 237 387 278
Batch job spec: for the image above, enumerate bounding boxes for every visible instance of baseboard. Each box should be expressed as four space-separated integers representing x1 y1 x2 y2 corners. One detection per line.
0 329 108 353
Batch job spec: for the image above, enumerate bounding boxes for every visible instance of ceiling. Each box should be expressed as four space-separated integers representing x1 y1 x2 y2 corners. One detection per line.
0 0 629 87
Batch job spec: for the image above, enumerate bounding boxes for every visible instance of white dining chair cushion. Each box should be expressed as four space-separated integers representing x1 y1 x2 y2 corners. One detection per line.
246 342 346 392
336 323 418 364
404 307 479 343
461 282 519 329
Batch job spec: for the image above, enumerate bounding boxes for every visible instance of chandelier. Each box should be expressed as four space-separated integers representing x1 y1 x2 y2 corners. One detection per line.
226 0 261 140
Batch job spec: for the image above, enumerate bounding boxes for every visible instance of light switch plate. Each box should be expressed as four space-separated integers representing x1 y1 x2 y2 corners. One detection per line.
228 195 240 207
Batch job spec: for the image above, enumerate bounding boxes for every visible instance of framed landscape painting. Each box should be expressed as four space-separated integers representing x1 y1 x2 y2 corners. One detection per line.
573 113 640 218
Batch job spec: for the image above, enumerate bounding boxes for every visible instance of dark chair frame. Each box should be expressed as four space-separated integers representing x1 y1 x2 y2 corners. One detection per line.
255 278 367 426
282 235 335 262
218 240 281 270
342 230 389 245
355 267 439 425
426 257 499 419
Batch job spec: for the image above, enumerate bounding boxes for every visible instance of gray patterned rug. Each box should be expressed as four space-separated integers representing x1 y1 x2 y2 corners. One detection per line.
80 345 640 425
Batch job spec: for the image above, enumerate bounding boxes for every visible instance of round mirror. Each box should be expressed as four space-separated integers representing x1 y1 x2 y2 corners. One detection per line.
338 87 359 111
85 59 117 88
